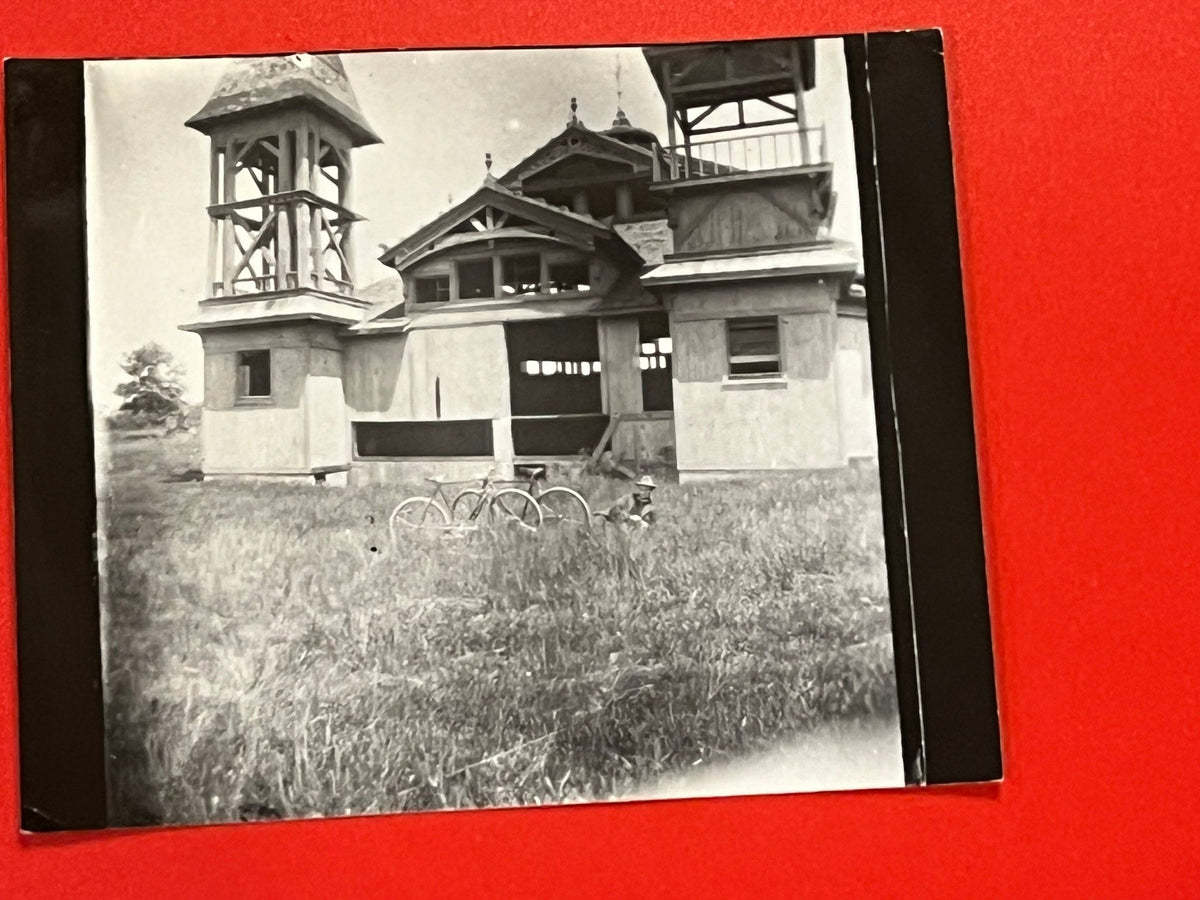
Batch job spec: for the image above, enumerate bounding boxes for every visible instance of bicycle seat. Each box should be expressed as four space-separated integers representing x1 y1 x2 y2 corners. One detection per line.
517 465 547 479
424 475 445 484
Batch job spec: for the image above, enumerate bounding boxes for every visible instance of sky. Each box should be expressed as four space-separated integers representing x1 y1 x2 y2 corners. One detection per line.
84 40 861 406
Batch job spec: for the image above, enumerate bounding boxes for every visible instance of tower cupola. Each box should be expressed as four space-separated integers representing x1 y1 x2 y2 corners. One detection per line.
185 53 379 300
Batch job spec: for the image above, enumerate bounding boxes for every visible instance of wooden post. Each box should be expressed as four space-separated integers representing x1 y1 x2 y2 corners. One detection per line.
572 189 589 216
791 42 811 165
338 151 354 286
310 122 323 290
222 138 237 294
206 138 219 296
295 117 311 288
538 254 550 294
615 184 633 219
311 206 324 291
276 128 292 290
492 254 504 299
662 61 679 180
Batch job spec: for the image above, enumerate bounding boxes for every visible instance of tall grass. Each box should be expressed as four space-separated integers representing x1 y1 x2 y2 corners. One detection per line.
101 434 897 825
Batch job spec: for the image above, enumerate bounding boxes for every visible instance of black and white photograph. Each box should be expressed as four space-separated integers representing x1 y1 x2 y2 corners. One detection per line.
78 37 911 827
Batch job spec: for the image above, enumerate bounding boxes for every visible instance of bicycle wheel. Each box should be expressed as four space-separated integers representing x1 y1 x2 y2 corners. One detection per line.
389 497 450 540
489 488 544 530
537 486 592 528
450 488 487 522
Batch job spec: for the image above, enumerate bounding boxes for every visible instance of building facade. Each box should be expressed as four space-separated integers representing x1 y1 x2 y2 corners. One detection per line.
181 43 877 485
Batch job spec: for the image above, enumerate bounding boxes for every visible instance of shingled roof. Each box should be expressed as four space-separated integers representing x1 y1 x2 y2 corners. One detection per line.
185 53 380 147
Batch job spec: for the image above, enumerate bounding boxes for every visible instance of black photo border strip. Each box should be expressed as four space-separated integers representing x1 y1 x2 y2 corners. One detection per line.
5 58 108 830
845 30 1002 785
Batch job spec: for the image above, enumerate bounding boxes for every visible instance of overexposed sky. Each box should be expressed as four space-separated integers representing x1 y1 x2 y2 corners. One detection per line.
85 40 861 406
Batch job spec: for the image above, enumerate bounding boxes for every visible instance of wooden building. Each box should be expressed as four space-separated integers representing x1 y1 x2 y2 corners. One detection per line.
181 44 876 484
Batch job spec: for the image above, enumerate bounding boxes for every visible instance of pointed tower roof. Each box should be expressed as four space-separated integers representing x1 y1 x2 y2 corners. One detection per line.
185 53 380 146
601 107 660 149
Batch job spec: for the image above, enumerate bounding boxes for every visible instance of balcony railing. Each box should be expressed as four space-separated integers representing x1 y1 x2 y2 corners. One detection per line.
654 125 828 182
210 273 355 298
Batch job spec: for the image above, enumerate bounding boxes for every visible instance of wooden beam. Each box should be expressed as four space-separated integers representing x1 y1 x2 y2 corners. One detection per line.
295 118 311 287
231 210 278 283
685 104 720 129
662 60 679 179
339 158 354 285
320 215 351 277
310 206 324 290
791 42 810 164
222 140 236 293
589 414 622 468
276 127 292 290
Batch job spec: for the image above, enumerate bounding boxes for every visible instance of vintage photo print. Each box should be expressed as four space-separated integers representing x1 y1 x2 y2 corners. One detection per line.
70 37 931 827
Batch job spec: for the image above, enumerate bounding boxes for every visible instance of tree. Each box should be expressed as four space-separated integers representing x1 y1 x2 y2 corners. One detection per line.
113 342 187 427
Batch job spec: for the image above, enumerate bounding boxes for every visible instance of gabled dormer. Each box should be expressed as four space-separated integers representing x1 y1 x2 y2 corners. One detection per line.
497 103 669 223
370 175 645 322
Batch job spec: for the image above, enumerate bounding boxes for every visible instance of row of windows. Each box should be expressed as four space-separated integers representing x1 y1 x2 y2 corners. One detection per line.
231 317 780 402
414 254 590 305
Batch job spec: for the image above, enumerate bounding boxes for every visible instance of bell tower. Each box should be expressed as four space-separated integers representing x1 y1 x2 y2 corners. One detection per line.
185 53 380 302
180 54 380 482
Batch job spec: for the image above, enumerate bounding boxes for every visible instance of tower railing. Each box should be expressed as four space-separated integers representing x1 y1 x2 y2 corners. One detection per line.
205 190 359 298
653 124 828 182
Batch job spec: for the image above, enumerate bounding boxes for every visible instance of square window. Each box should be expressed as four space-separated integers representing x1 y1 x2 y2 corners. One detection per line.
237 349 271 398
457 259 494 299
414 275 450 303
501 254 541 295
727 317 781 377
547 260 590 293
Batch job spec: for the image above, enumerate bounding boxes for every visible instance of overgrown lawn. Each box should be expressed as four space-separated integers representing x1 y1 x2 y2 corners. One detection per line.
101 432 897 825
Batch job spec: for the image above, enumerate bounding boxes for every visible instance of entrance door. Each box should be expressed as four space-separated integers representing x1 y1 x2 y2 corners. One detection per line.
504 318 609 456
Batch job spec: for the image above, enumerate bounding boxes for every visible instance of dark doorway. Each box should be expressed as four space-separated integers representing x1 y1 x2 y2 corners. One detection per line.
505 318 602 416
638 313 674 411
505 318 606 456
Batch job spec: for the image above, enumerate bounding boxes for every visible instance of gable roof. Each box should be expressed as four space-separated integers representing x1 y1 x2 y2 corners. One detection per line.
185 53 380 147
497 122 658 188
377 176 619 271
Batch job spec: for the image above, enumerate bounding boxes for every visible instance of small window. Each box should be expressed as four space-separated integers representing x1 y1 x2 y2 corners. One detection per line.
547 260 590 293
457 259 494 299
727 317 781 377
414 275 450 303
237 349 271 398
501 254 541 295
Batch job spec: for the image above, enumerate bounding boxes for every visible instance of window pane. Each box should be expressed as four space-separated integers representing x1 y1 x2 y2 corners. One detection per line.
547 261 590 293
236 349 271 397
414 276 449 303
727 317 780 376
501 254 541 295
458 259 493 298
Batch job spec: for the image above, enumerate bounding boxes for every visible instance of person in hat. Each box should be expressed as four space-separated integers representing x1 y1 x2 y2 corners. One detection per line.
601 474 658 527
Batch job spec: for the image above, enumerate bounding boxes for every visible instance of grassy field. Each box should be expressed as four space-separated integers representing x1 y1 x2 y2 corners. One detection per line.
100 431 898 825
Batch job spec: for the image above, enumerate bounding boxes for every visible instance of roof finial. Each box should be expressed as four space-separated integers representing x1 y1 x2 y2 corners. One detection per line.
569 96 578 126
615 54 623 108
485 152 493 172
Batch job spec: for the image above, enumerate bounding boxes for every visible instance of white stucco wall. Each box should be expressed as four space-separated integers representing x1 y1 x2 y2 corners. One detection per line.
343 325 510 420
668 278 846 478
200 323 350 476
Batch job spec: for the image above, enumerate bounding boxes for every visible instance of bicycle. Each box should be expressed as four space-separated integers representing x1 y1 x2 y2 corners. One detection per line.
388 471 542 542
450 464 592 528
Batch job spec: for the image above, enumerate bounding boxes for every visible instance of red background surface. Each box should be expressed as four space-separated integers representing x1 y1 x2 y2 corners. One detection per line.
3 0 1199 895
